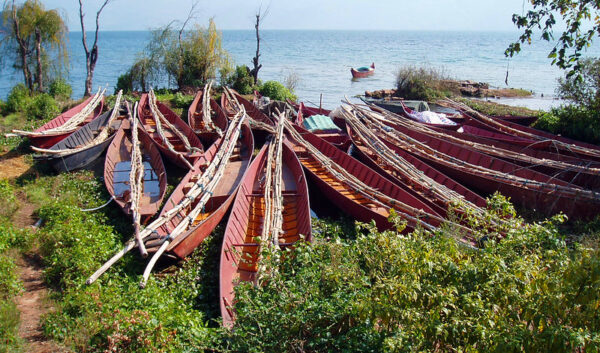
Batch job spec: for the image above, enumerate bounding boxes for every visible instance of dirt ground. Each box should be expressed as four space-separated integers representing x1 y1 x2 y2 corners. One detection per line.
0 149 35 180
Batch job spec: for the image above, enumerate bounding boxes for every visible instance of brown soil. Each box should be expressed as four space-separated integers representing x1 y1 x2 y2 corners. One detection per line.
0 149 35 180
12 195 70 352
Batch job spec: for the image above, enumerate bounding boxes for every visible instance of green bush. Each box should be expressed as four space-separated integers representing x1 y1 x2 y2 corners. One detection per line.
395 66 454 101
5 84 32 113
534 105 600 145
259 80 297 101
227 196 600 352
25 93 60 121
222 65 255 95
0 299 21 353
0 255 20 300
48 78 72 99
172 92 194 109
0 180 18 222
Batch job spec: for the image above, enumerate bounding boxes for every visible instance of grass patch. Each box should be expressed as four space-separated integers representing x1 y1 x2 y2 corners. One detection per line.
456 97 540 117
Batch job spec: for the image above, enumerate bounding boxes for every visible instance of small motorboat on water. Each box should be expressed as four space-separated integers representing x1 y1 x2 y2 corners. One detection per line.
351 63 375 78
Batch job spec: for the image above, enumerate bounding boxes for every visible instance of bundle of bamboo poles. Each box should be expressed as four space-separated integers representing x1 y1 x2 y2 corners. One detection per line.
439 98 600 160
256 113 285 284
30 90 124 156
339 103 485 216
147 89 201 169
128 101 147 257
87 104 248 286
11 88 106 137
282 118 465 236
200 81 223 136
223 87 276 134
363 101 600 178
355 105 600 203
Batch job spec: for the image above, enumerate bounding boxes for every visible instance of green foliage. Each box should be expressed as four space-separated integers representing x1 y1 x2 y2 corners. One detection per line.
0 255 21 300
143 19 230 89
5 84 32 113
557 57 600 109
115 73 133 94
1 0 69 91
395 66 453 101
534 105 600 145
0 299 21 353
221 65 256 95
48 78 72 99
506 0 600 77
227 197 600 352
0 180 18 221
259 80 297 101
25 93 59 120
172 92 194 109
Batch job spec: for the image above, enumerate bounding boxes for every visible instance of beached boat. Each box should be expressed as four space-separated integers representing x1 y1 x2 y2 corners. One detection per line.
288 123 442 231
221 89 273 126
10 90 105 148
491 115 538 126
104 115 167 222
220 137 311 327
351 63 375 78
145 120 254 259
296 102 350 149
138 91 204 169
376 117 600 219
32 99 125 173
346 122 487 215
188 85 228 148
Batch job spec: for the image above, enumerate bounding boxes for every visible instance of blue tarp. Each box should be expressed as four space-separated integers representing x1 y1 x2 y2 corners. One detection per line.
302 114 341 132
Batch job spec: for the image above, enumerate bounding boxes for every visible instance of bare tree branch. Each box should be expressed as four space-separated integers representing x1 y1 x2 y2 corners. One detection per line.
78 0 88 55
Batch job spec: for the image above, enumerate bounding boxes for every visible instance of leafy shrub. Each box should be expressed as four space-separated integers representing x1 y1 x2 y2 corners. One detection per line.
49 78 72 99
172 92 194 108
115 72 133 94
534 105 600 145
395 65 454 101
227 197 600 352
0 180 18 221
222 65 255 95
0 255 20 299
26 93 60 120
5 84 32 113
0 299 21 352
557 57 600 109
259 80 297 101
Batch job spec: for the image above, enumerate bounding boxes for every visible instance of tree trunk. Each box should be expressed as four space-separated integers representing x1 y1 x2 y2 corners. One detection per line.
35 29 43 92
12 5 32 90
250 14 262 86
84 45 98 96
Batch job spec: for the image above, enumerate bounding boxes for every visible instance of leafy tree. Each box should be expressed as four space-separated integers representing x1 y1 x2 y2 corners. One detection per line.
0 0 68 92
506 0 600 77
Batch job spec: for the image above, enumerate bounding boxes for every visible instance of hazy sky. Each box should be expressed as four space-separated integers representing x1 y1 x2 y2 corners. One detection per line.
42 0 528 32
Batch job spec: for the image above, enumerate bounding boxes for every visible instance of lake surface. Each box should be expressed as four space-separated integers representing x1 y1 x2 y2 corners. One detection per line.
1 30 595 109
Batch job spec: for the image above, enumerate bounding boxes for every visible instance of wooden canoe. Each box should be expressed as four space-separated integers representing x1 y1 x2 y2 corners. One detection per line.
220 139 311 327
26 95 104 148
289 125 442 231
386 121 600 219
221 90 274 126
492 115 538 126
34 103 125 173
433 125 600 189
296 102 350 150
144 120 254 259
346 125 487 215
351 63 375 78
104 118 167 219
188 90 228 148
138 93 204 168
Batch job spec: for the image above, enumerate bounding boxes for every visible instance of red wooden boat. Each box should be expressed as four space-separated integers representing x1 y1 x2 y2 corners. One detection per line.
287 99 332 116
296 102 350 150
432 125 600 189
379 100 461 131
288 124 442 231
383 121 600 219
144 120 254 259
221 89 273 126
33 101 125 173
220 139 311 327
351 63 375 78
104 118 167 220
138 93 204 168
492 115 538 126
12 94 104 148
188 89 228 147
346 124 487 216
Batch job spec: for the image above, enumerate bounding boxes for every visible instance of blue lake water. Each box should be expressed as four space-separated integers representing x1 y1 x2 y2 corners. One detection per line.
1 30 596 109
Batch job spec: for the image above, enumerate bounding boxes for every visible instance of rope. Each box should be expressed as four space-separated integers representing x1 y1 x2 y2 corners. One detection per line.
129 101 148 257
80 196 114 212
